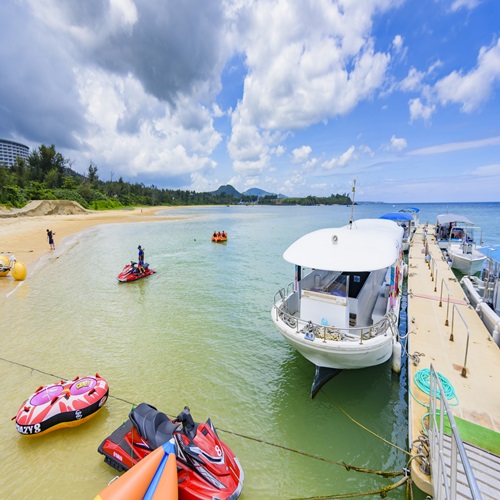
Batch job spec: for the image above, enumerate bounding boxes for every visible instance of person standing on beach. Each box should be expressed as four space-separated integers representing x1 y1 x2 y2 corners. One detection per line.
137 245 145 273
47 229 55 250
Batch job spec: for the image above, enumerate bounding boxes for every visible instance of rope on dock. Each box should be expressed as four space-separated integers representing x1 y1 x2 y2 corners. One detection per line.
412 368 459 407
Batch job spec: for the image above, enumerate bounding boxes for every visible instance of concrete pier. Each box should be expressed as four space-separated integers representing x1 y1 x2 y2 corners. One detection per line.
407 224 500 497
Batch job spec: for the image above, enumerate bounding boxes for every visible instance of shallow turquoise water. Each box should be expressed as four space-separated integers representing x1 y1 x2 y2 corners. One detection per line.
1 203 498 499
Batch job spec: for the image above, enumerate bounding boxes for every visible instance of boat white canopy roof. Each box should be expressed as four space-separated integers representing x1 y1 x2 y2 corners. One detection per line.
283 218 403 272
436 213 473 225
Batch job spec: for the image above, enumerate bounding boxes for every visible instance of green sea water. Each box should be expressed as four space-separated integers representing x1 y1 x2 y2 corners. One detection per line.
2 203 499 499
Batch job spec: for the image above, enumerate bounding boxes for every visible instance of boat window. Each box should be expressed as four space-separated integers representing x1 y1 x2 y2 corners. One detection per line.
341 272 370 298
303 270 347 296
324 274 348 297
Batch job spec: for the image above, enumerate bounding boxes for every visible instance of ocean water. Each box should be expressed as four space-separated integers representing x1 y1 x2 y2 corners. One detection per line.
1 202 499 499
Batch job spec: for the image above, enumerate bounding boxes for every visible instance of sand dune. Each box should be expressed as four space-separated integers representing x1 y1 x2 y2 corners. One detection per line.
0 200 89 218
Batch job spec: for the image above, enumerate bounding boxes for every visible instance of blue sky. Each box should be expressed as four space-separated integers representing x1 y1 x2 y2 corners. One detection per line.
1 0 499 202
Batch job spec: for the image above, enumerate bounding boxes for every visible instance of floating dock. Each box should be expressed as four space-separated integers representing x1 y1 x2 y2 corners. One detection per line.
407 224 500 498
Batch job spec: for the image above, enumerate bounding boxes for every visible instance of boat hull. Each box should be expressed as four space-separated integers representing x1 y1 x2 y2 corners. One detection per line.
448 246 486 275
271 305 394 370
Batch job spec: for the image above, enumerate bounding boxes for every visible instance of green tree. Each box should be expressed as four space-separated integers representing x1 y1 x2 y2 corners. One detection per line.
27 144 67 186
88 162 99 188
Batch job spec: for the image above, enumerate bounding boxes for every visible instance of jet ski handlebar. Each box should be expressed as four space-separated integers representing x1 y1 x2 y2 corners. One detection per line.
175 406 197 439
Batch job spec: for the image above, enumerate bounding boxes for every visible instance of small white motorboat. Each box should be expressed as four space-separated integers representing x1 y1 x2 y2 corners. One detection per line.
271 217 405 397
446 237 487 275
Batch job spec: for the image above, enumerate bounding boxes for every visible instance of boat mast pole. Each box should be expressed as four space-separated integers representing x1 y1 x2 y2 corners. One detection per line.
349 178 356 229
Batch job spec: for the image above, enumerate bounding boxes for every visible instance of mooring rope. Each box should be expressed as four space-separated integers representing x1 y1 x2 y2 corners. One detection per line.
2 356 411 497
290 474 410 499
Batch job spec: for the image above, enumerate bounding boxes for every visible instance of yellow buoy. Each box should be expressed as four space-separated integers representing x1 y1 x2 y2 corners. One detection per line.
0 255 11 277
12 261 27 281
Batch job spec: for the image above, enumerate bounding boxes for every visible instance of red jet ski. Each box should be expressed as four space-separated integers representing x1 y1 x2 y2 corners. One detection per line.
117 261 156 282
98 403 243 500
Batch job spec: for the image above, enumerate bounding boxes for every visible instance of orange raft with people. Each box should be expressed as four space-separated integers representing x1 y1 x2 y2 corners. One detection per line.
211 231 228 243
14 374 109 436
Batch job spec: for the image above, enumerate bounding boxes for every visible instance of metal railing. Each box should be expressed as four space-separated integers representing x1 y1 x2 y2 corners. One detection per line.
439 278 452 326
449 304 471 377
272 288 397 344
428 364 482 499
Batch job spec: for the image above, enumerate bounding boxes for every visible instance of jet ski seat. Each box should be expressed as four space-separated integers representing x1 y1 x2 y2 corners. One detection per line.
130 403 179 449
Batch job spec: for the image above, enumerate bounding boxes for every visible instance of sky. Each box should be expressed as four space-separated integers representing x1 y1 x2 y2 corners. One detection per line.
1 0 499 202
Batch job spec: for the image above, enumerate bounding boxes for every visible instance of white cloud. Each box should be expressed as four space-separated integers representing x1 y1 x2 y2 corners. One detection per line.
322 146 356 169
227 0 396 173
358 144 374 156
400 67 426 92
408 136 500 155
469 163 500 176
212 103 225 118
386 135 407 151
434 38 500 112
409 98 436 122
189 172 221 193
76 67 221 179
392 34 403 53
450 0 481 12
274 145 285 157
292 145 312 163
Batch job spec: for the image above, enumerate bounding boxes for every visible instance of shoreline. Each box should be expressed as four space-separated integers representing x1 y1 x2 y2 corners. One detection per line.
0 205 191 296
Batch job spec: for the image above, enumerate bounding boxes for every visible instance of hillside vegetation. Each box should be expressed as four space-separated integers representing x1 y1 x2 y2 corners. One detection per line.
0 144 351 209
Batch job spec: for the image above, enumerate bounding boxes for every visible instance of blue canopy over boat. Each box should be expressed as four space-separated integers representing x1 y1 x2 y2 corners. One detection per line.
380 212 413 221
400 207 420 212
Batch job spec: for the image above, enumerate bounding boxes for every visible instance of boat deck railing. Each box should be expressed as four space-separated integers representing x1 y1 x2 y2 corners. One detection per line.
428 364 482 500
272 285 397 344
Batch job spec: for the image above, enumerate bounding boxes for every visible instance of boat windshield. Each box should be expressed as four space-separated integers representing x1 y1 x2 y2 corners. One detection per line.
304 271 349 297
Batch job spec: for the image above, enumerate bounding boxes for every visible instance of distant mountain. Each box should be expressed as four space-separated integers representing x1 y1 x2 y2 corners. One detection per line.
209 185 288 199
242 187 287 199
210 184 242 198
242 187 270 197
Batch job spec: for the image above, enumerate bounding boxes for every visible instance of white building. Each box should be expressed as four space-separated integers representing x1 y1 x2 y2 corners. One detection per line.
0 139 30 167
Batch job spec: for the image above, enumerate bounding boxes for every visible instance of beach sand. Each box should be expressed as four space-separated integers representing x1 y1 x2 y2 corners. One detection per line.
0 201 184 296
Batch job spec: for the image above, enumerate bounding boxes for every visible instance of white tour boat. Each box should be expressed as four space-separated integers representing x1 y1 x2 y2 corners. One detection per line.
380 212 413 252
271 218 405 397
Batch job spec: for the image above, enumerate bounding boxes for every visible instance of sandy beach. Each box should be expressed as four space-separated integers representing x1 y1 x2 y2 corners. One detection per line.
0 201 184 295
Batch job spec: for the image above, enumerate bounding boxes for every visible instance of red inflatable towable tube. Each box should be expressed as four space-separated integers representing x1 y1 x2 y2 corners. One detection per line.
14 374 109 436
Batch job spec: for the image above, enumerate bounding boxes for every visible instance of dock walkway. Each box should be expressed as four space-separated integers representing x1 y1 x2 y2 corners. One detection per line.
407 224 500 498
